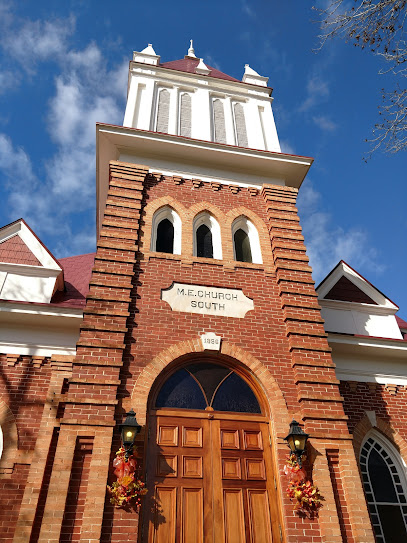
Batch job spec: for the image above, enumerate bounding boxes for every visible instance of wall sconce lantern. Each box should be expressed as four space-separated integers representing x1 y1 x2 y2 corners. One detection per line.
119 409 141 460
284 419 309 467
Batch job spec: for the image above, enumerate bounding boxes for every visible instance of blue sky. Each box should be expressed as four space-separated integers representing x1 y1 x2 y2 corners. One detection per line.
0 0 406 316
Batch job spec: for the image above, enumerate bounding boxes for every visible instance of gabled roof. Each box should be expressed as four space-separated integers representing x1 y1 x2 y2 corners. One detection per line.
316 260 398 311
0 234 41 266
160 57 240 83
0 218 62 271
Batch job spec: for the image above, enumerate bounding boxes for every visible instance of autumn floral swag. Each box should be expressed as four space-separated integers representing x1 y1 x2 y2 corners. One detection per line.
107 447 147 509
284 453 324 517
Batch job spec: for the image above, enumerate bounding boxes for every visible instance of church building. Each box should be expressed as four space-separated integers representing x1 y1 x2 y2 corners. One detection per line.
1 41 407 543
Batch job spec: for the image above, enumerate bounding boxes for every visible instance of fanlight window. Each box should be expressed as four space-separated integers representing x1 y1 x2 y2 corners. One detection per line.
360 434 407 542
151 207 182 255
193 212 222 260
155 362 261 414
232 216 262 264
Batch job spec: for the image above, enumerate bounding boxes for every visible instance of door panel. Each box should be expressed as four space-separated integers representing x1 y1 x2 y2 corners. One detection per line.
182 488 204 543
145 412 279 543
223 489 246 543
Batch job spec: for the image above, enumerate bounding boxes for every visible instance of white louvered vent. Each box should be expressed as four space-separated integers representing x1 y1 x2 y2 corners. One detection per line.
156 89 170 133
180 93 191 137
234 103 248 147
213 99 226 144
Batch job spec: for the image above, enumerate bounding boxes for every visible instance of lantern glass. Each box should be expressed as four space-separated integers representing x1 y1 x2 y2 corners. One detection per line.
122 426 137 447
119 409 141 449
284 420 309 455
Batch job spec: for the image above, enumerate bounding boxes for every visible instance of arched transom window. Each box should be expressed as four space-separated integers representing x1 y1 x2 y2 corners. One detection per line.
360 433 407 542
155 362 261 414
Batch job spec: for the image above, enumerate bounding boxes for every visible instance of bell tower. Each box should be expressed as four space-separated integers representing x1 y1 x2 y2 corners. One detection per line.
10 42 375 543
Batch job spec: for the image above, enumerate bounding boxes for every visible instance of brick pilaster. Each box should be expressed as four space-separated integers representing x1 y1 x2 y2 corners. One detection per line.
262 183 375 543
34 161 149 543
13 356 73 543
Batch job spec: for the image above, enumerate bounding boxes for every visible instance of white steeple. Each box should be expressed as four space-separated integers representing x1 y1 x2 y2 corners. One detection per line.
242 64 269 87
187 39 197 58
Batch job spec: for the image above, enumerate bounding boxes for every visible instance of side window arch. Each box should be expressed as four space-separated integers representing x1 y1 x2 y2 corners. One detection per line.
151 206 182 255
193 212 222 260
360 430 407 541
232 216 262 264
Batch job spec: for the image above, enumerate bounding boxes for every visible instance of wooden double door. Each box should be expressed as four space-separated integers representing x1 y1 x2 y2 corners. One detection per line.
144 409 281 543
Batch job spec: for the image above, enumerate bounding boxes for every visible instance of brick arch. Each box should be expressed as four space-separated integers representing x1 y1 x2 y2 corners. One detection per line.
0 400 19 473
225 206 274 273
353 414 407 467
142 195 188 255
130 339 290 437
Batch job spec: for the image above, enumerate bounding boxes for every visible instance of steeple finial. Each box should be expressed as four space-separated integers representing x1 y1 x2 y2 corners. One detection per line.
187 39 197 58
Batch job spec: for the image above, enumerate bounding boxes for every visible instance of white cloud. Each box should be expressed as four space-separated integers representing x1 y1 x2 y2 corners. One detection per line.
0 133 37 186
297 180 384 283
1 15 75 67
280 140 296 155
0 11 128 256
298 74 330 112
241 0 256 18
312 114 337 131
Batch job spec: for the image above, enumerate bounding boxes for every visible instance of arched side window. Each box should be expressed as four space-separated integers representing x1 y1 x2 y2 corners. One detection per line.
193 213 222 260
156 88 170 133
233 102 248 147
212 99 226 144
179 93 191 138
151 207 182 255
232 216 262 264
360 431 407 542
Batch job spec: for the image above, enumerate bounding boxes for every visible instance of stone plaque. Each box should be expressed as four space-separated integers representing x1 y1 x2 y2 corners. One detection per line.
201 332 222 350
161 283 254 318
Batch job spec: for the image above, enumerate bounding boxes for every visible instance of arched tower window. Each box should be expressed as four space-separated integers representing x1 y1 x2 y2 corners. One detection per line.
193 212 222 260
156 88 170 133
155 362 261 413
233 102 248 147
151 207 182 255
360 432 407 542
179 93 191 138
232 216 262 264
212 99 226 144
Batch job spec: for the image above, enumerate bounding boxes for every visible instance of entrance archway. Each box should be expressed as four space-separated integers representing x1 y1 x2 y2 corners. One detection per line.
142 356 282 543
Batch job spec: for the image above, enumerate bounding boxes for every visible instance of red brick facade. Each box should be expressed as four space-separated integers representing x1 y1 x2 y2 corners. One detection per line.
2 160 400 542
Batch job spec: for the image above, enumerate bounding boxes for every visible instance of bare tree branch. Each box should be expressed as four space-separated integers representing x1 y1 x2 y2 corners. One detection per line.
314 0 407 154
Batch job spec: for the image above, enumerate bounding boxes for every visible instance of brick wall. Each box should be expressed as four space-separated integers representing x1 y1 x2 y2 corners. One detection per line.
0 162 380 543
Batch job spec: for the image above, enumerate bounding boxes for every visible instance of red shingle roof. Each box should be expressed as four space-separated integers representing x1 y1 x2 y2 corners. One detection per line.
0 235 42 266
396 315 407 330
51 253 95 308
160 57 240 83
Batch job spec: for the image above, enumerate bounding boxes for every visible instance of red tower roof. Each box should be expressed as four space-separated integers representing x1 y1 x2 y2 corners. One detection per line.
160 57 240 82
